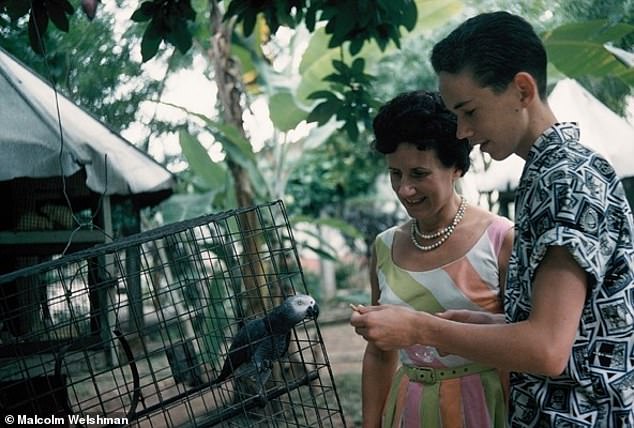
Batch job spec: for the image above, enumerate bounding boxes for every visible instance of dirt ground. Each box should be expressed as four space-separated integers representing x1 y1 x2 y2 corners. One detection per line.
319 320 366 376
318 315 366 427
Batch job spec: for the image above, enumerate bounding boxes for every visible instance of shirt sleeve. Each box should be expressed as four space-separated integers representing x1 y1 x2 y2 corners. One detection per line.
526 170 615 291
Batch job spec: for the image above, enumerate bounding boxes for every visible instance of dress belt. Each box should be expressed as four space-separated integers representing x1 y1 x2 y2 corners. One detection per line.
383 362 498 427
404 362 495 384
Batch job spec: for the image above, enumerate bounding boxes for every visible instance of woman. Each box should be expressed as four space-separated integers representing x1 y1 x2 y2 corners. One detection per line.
359 90 513 427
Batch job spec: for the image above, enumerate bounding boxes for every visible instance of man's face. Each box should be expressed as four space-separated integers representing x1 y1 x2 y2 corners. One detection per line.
438 70 531 161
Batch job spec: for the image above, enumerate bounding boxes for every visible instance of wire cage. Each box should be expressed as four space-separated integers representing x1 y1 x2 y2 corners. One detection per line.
0 200 347 427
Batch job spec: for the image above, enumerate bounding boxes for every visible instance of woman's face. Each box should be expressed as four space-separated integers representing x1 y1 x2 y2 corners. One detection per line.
386 142 461 221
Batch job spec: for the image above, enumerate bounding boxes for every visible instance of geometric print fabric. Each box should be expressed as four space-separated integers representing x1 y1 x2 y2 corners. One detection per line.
505 123 634 427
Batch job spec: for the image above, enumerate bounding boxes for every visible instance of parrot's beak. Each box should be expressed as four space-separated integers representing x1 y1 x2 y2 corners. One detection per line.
306 303 319 320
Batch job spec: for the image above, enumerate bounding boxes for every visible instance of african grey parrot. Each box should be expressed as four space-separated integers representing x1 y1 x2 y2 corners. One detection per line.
211 293 319 391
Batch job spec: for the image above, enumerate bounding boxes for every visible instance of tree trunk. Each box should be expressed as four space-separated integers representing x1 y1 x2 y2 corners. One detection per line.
209 2 254 208
208 1 268 312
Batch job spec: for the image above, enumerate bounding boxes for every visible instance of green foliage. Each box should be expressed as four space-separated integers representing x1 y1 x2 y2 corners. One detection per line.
178 129 229 191
224 0 306 37
3 0 632 249
28 0 75 54
156 192 219 223
131 0 196 61
334 372 363 426
162 101 270 207
1 0 74 54
334 261 358 289
285 132 383 218
297 0 466 143
296 27 342 101
300 269 323 302
0 1 163 132
0 0 31 19
290 215 364 261
224 0 417 55
372 36 438 102
268 90 310 131
292 215 364 240
111 199 141 237
289 212 368 262
318 0 417 54
340 197 404 257
306 58 381 140
553 0 634 115
200 276 231 362
415 0 464 30
543 20 634 86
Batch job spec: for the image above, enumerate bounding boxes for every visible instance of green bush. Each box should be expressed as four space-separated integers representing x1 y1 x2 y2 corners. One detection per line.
301 269 322 301
334 372 363 427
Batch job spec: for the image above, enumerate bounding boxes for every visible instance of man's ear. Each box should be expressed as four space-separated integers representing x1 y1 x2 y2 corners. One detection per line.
513 72 539 106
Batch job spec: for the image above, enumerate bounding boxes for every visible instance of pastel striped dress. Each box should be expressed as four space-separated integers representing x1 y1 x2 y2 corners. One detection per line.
375 216 512 428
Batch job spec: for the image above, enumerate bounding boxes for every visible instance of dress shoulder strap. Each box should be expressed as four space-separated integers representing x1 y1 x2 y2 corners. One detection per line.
374 225 399 267
486 215 513 256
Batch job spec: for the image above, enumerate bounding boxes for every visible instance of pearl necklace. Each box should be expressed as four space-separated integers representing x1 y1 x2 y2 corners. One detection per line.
414 196 467 239
410 197 467 252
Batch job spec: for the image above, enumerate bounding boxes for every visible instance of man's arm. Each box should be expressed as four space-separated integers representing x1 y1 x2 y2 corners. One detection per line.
351 245 587 376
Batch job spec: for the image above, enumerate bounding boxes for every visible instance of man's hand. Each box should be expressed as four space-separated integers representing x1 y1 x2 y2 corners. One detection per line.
436 309 505 325
350 304 426 351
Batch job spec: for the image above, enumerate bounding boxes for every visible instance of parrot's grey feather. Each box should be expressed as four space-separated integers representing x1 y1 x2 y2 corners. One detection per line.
211 294 319 389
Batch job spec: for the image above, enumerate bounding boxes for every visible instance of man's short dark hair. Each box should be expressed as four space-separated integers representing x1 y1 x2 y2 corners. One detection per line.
431 11 548 99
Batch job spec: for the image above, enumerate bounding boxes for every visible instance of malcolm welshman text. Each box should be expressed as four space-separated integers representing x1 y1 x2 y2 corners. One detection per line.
16 414 129 425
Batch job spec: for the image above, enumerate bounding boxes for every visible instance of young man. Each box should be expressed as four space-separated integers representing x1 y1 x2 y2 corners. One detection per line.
350 11 634 427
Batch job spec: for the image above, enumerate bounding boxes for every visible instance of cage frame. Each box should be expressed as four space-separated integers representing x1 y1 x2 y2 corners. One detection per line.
0 200 347 427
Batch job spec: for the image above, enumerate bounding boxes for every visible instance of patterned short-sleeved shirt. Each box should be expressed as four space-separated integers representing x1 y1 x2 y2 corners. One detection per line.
505 123 634 427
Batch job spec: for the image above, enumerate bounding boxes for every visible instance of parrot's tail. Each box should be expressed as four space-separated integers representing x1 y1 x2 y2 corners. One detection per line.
210 363 233 385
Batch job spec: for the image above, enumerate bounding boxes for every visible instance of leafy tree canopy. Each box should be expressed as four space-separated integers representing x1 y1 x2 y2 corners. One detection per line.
1 0 632 231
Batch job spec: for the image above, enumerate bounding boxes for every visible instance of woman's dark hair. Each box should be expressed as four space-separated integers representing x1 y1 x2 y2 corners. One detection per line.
372 90 471 176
